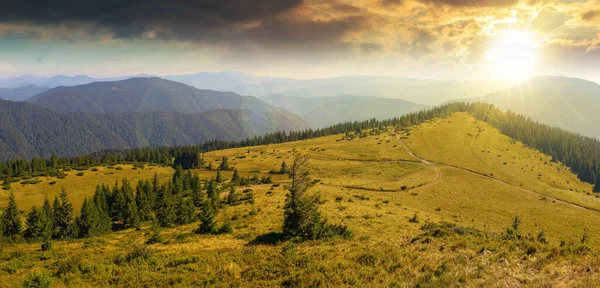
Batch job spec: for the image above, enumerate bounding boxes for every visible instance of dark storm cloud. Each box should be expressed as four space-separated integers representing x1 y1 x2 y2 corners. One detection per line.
416 0 518 7
0 0 303 40
580 10 599 22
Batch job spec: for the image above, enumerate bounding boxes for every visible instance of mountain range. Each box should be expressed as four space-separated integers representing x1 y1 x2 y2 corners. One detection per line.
0 85 49 101
263 95 428 128
28 77 275 113
454 76 600 139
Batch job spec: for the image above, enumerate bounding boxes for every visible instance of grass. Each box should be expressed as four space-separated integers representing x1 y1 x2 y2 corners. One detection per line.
1 112 600 286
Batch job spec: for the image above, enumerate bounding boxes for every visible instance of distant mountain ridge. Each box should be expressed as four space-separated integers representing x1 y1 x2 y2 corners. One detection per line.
264 95 428 128
230 76 509 105
0 85 49 101
28 77 275 114
454 76 600 139
0 99 308 161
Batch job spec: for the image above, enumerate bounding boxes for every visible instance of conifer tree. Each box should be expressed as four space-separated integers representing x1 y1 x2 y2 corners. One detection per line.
2 192 22 237
121 180 140 228
207 161 213 171
111 181 126 221
156 188 177 227
283 152 323 239
279 161 287 174
231 169 240 184
216 170 223 183
227 187 238 205
196 198 217 234
206 179 219 202
53 189 74 239
92 186 112 234
176 197 196 225
218 156 230 171
77 198 100 238
24 206 52 241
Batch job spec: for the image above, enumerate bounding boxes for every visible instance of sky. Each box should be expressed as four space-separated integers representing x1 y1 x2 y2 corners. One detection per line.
0 0 599 82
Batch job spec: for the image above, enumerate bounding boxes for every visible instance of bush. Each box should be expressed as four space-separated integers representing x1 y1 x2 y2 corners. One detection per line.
91 168 99 172
41 240 52 251
22 271 52 288
48 181 57 185
76 172 84 177
115 167 123 171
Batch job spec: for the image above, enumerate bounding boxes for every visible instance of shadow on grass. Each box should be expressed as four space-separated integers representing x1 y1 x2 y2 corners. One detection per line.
248 232 288 245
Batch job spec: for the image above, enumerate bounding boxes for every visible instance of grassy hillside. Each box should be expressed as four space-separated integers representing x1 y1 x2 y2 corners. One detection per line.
1 112 599 286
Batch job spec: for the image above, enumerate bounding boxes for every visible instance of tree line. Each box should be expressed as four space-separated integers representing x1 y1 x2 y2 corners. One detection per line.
1 102 598 191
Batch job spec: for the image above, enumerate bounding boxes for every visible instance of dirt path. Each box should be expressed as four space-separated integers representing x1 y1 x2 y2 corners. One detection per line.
399 138 600 213
398 138 442 190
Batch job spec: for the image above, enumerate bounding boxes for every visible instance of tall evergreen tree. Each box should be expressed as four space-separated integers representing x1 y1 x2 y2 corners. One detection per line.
227 187 238 205
54 189 74 239
24 206 52 241
121 180 140 228
279 161 288 174
156 188 177 227
218 156 230 171
216 170 223 183
2 192 22 237
176 197 196 225
196 198 217 234
231 169 240 184
283 152 323 239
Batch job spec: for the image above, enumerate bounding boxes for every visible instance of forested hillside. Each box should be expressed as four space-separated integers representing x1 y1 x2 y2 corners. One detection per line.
29 77 274 113
0 99 308 161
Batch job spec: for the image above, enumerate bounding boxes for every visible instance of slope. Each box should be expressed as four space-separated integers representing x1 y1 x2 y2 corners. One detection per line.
0 85 49 101
0 99 309 161
263 95 428 128
28 77 275 113
458 76 600 139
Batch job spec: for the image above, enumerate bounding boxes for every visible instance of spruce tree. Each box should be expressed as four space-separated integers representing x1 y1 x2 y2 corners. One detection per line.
77 198 99 237
24 206 52 241
111 181 126 221
279 161 287 174
196 198 217 234
283 152 323 239
121 180 140 228
218 156 230 171
216 170 223 183
231 169 240 184
54 189 74 239
92 187 112 234
1 192 21 237
176 198 196 225
227 187 238 205
206 179 219 202
156 188 177 227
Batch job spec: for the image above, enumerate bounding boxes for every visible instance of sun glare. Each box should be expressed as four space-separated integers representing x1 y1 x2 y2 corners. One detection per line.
486 30 537 82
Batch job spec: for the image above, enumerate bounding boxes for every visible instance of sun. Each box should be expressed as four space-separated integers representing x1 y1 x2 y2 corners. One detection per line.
486 30 538 82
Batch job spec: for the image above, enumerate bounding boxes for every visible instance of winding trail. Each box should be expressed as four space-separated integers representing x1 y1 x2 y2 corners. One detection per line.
398 138 600 213
398 138 442 190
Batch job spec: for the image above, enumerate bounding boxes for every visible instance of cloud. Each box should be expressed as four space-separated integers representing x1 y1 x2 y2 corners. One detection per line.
415 0 519 8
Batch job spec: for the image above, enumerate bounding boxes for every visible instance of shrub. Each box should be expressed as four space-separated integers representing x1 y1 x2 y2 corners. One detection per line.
115 167 123 171
48 181 57 185
91 168 99 172
76 172 84 177
22 271 52 288
409 213 420 223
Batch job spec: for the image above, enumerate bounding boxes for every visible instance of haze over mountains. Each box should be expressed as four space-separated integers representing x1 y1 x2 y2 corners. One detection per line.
263 95 428 128
455 76 600 139
0 85 49 101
